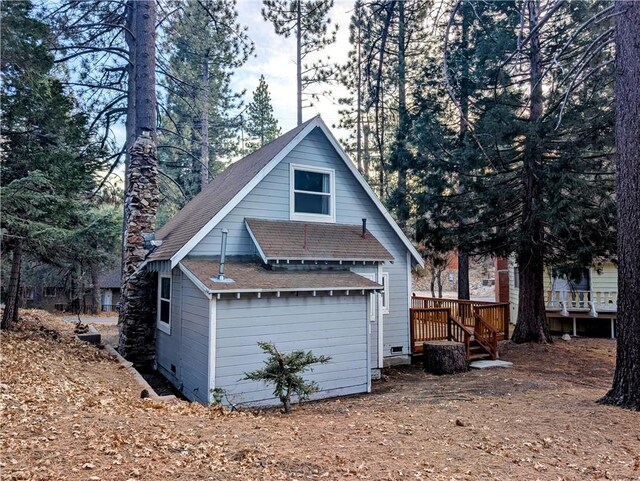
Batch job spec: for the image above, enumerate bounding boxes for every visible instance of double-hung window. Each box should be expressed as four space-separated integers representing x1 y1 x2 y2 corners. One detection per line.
290 164 335 222
381 272 390 314
157 274 171 334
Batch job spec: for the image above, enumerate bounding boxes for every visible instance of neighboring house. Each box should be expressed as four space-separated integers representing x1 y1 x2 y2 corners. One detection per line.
508 260 618 338
144 116 424 406
97 269 121 312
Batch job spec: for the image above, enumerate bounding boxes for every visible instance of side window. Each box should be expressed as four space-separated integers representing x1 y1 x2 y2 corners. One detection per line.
381 272 390 315
290 164 336 222
157 274 171 334
514 266 519 289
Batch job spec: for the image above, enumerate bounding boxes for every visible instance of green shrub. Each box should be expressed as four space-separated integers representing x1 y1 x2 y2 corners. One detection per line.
243 341 331 413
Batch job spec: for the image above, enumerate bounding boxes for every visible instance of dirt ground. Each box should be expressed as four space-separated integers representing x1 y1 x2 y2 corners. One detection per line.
1 310 639 481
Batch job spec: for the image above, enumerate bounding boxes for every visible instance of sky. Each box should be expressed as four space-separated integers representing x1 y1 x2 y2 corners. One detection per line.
233 0 355 139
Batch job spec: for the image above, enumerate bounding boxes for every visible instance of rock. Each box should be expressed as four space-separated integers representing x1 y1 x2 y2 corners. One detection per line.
562 333 571 341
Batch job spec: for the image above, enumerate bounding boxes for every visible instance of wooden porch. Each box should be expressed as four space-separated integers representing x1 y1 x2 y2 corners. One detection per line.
545 290 617 338
410 296 510 361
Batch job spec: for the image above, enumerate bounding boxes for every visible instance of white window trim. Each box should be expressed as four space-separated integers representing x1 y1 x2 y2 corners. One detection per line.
157 273 171 335
362 273 377 321
289 163 336 223
381 272 390 315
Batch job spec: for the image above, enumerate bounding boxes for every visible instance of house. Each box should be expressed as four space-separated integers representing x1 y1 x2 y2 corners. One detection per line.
508 260 618 338
97 269 121 312
144 116 424 406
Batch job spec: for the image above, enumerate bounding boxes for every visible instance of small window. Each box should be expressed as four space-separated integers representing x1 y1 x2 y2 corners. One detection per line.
381 272 390 315
290 164 335 222
514 266 519 289
157 274 171 334
44 287 56 297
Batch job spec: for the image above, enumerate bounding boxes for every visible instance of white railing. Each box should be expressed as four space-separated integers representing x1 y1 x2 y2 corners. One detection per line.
545 290 617 315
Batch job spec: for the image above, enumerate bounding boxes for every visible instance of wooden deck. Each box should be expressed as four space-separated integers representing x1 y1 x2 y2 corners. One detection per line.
410 296 510 361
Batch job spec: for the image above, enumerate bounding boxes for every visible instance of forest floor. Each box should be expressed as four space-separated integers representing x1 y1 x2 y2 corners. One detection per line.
1 310 639 481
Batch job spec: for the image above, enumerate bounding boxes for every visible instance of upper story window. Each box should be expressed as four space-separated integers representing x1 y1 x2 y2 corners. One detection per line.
290 164 336 222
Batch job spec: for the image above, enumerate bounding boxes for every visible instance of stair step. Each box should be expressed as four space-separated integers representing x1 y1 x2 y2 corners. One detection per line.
469 353 491 361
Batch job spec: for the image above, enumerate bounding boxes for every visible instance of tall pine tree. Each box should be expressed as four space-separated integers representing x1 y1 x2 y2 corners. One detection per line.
243 75 281 153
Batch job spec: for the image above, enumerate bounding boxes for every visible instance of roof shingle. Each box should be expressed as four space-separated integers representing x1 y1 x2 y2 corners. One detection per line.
181 259 382 294
245 218 394 262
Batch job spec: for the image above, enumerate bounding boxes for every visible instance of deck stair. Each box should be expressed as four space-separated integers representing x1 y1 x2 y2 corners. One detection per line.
410 296 509 362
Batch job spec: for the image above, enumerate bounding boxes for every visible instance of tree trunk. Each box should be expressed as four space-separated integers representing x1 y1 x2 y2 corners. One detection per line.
396 0 409 230
200 55 210 190
356 7 363 174
457 252 470 300
296 0 302 126
90 263 101 316
1 240 22 330
456 4 471 301
436 270 443 298
511 0 551 344
119 0 159 364
599 0 640 410
134 0 156 137
423 341 467 375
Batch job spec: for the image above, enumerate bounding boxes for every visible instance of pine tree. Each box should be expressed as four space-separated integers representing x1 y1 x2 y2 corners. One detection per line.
262 0 337 125
159 0 252 202
412 0 616 343
244 75 281 152
1 0 108 329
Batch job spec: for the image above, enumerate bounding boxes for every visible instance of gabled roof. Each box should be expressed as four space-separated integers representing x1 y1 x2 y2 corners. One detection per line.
149 116 424 268
97 269 121 289
180 259 382 295
245 218 393 262
148 118 317 263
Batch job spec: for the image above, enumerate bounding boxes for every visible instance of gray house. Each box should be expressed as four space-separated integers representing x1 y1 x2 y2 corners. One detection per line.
145 116 424 406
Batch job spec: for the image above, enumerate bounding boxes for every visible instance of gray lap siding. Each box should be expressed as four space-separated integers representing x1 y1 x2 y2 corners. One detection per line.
191 127 412 359
214 293 369 408
156 269 210 404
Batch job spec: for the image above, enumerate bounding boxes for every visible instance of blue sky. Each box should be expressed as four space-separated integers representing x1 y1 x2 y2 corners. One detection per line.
234 0 354 137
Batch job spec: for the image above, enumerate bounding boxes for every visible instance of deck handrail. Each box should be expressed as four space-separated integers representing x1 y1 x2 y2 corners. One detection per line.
447 313 471 358
412 295 510 337
473 311 498 360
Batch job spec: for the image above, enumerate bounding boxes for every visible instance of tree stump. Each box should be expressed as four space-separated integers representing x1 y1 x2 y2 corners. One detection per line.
423 341 468 375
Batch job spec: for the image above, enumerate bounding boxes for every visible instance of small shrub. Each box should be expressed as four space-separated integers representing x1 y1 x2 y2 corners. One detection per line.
243 341 331 413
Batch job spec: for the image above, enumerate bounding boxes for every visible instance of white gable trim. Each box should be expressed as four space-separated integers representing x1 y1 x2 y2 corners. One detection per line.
178 263 212 298
315 121 424 268
170 116 424 269
244 220 269 264
169 120 320 268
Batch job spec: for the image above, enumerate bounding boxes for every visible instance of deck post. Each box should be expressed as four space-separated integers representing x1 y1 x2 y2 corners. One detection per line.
572 317 577 337
611 318 615 339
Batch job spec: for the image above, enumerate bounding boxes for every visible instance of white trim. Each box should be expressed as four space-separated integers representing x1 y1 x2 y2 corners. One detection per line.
362 273 376 321
157 273 171 335
381 272 390 315
169 120 319 268
377 263 384 367
178 263 211 298
209 286 380 295
244 221 269 263
365 302 371 393
289 163 336 223
315 120 424 268
168 116 423 268
207 297 217 403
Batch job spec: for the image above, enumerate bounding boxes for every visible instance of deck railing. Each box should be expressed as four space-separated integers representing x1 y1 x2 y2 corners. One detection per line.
545 290 617 312
411 296 509 337
473 312 498 360
409 307 471 357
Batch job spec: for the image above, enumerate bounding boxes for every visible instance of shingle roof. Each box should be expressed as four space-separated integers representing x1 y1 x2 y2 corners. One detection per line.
147 118 317 262
245 218 394 262
181 259 382 294
97 269 121 289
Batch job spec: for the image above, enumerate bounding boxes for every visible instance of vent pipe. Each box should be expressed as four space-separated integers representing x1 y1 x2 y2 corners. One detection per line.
362 218 367 239
218 228 228 280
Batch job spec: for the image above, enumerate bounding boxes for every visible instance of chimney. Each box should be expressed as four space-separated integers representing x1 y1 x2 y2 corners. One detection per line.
362 219 367 239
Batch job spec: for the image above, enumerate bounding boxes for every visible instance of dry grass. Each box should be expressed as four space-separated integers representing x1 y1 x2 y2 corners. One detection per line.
1 309 639 481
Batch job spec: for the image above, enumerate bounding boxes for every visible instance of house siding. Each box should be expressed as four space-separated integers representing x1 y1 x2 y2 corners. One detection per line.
156 270 210 403
214 293 369 407
191 127 412 360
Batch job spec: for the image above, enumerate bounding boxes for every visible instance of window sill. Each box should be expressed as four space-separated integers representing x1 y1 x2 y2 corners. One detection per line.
157 321 171 335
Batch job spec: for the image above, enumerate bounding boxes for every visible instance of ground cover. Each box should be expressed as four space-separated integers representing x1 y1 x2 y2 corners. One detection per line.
1 310 638 480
